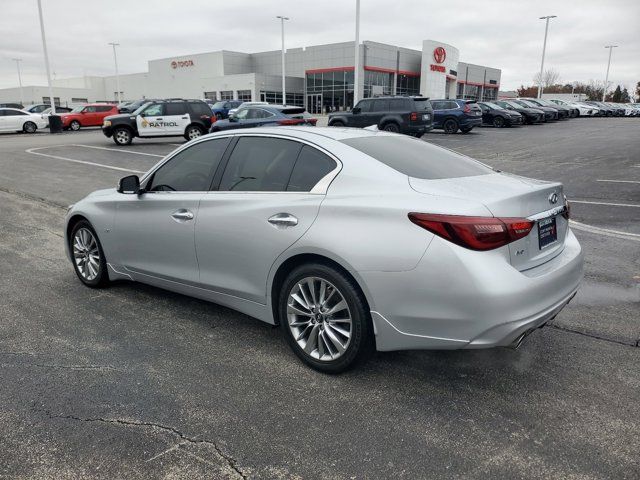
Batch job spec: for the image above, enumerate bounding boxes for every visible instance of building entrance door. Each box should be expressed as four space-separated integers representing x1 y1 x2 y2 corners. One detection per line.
306 94 322 114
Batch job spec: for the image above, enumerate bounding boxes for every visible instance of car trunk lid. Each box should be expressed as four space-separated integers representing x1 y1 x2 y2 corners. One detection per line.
409 173 568 271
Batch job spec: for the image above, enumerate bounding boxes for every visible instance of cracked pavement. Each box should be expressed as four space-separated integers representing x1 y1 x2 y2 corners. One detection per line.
0 123 638 479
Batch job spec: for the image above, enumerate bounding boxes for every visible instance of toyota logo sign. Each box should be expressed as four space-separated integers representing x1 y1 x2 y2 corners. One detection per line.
433 47 446 64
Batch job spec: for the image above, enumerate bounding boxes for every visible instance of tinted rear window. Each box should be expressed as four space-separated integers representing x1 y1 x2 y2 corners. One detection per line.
412 99 432 111
340 136 492 179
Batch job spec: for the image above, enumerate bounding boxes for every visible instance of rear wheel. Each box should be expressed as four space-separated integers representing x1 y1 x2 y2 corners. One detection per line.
184 124 203 141
69 220 109 288
443 118 458 134
279 263 374 373
382 122 400 133
23 121 37 134
493 116 505 128
70 120 81 131
329 120 345 127
113 127 133 146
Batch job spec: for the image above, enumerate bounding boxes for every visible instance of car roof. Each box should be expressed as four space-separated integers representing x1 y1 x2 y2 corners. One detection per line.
207 126 390 142
0 107 28 112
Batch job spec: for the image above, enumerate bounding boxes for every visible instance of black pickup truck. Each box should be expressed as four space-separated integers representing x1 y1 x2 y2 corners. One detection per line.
328 96 433 136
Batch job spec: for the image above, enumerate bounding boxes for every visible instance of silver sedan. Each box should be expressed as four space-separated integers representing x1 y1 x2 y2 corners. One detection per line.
65 127 583 372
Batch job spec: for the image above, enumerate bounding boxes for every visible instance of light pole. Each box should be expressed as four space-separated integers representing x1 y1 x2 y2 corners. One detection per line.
108 42 122 105
602 45 618 102
12 58 24 106
276 16 289 106
353 0 361 107
37 0 55 114
537 15 556 99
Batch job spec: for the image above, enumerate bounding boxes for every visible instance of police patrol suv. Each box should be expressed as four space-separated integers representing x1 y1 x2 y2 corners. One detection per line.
102 99 213 145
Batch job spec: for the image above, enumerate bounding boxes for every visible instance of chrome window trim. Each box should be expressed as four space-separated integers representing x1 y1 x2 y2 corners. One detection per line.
527 204 568 221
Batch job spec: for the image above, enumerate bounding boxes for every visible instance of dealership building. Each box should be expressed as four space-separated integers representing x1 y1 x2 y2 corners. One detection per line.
0 39 501 113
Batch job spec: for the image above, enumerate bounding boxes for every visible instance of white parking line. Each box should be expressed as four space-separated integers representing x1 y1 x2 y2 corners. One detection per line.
71 144 164 157
25 147 144 174
596 179 640 184
570 220 640 242
570 200 640 208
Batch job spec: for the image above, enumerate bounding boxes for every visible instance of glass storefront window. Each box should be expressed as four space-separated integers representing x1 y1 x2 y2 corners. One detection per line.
220 91 234 100
237 90 252 102
305 69 355 112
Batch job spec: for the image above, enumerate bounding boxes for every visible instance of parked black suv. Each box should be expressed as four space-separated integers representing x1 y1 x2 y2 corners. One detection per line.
328 96 433 136
102 99 213 145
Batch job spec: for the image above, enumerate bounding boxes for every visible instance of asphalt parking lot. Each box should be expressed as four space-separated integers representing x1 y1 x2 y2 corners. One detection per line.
0 120 638 479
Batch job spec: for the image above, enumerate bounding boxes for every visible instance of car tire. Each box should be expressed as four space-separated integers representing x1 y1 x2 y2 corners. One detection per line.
279 263 374 373
23 121 37 134
382 122 400 133
113 127 133 146
69 220 109 288
493 116 505 128
443 118 459 134
329 120 345 127
184 125 203 141
70 120 81 131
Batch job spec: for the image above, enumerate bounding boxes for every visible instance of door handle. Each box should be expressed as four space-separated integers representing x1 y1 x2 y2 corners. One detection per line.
171 209 194 222
182 116 189 119
268 213 298 228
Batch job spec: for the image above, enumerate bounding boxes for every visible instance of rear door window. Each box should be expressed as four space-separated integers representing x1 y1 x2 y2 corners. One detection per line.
341 136 492 179
165 103 186 116
372 99 390 112
287 146 337 192
218 137 302 191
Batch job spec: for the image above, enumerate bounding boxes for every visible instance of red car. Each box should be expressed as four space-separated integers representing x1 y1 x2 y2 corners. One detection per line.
61 103 119 131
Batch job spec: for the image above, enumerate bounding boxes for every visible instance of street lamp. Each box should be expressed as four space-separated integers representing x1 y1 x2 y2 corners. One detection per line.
12 58 24 106
602 45 618 102
353 0 361 106
108 42 122 105
276 16 289 106
36 0 55 114
537 15 557 99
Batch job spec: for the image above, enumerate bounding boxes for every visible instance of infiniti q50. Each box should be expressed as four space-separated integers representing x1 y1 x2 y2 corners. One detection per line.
65 127 583 372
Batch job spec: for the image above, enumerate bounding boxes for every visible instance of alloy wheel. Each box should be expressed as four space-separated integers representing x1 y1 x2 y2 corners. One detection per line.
115 129 130 145
24 122 36 133
187 127 202 140
70 121 80 131
287 276 352 361
73 228 100 281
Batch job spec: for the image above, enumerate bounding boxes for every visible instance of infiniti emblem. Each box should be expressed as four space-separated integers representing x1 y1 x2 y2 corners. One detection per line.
548 192 559 204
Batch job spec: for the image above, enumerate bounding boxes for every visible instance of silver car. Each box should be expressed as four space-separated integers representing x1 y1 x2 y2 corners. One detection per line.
65 127 583 372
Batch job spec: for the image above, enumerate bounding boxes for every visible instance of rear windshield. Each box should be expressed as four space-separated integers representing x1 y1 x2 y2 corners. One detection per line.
341 136 493 179
412 98 432 111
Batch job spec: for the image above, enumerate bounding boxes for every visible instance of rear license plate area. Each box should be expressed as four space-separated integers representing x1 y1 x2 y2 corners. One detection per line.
538 216 558 249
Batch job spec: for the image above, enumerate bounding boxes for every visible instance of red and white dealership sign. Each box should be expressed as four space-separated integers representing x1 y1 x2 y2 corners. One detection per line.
433 47 447 64
171 59 194 69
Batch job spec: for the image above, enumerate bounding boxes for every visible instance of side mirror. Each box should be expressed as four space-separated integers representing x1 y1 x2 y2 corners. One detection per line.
228 113 237 121
117 175 141 194
352 107 361 114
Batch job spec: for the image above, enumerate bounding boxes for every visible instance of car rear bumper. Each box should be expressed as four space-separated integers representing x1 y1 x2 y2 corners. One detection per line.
405 124 433 135
364 229 583 351
460 117 483 127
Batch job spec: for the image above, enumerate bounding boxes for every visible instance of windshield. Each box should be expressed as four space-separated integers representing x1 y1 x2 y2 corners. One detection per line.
70 106 84 113
212 101 226 109
341 136 492 180
518 100 540 108
483 102 503 110
501 101 519 109
132 103 152 115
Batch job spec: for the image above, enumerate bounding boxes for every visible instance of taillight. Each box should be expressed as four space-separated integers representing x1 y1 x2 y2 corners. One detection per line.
463 103 471 113
408 213 534 251
278 118 304 125
410 112 418 121
308 118 318 125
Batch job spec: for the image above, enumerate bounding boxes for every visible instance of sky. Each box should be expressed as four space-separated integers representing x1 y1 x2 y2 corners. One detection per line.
1 0 638 93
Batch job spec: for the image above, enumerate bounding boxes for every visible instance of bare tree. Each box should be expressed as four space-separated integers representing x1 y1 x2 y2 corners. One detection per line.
533 69 561 88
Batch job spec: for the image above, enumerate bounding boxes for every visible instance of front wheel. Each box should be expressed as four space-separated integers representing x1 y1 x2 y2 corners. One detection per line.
70 120 81 131
23 121 37 134
443 118 458 134
279 263 374 373
329 120 345 127
70 220 109 288
113 127 133 146
185 125 203 141
493 116 505 128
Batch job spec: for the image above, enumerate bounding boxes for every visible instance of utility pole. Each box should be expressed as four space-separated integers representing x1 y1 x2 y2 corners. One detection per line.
12 58 24 106
602 45 618 102
353 0 361 107
108 42 122 105
537 15 557 99
276 16 289 106
37 0 56 114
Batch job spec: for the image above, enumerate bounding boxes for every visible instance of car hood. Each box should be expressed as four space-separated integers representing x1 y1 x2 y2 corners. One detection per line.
105 113 135 121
